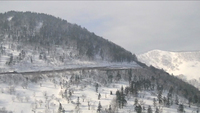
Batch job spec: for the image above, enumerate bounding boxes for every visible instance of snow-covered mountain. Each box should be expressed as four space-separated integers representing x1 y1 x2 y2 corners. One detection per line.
1 10 200 113
138 50 200 80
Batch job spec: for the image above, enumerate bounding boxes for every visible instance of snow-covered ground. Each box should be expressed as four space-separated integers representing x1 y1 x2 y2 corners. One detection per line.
0 70 198 113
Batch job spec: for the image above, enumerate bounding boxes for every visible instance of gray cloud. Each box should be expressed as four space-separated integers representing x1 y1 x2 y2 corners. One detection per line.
0 1 200 54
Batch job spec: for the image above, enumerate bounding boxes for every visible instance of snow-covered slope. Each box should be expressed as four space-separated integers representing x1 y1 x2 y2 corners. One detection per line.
0 40 138 72
0 68 198 113
138 50 200 80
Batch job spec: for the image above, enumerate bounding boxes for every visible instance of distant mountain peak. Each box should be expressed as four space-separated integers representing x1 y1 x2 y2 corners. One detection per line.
138 49 200 80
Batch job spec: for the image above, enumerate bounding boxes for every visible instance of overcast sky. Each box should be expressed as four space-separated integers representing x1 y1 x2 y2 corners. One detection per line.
0 1 200 54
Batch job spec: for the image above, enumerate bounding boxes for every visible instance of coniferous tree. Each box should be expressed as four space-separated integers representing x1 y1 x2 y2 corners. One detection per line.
108 74 113 83
76 97 81 109
115 89 127 108
143 106 146 111
125 87 129 95
134 98 138 105
166 93 171 107
7 54 13 65
163 97 167 106
153 98 157 107
121 91 127 108
116 90 121 108
86 44 94 60
128 69 132 84
178 104 184 113
108 105 112 113
130 81 134 94
135 104 142 113
189 97 192 108
58 103 62 113
155 107 159 113
134 83 139 97
97 101 102 113
110 91 112 95
98 93 101 100
95 83 99 92
147 105 152 113
116 71 121 81
157 91 162 104
194 95 198 103
121 86 124 93
88 101 91 110
175 95 179 105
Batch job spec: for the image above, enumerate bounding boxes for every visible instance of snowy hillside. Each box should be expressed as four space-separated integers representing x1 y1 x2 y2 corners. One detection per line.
0 11 137 73
0 38 137 73
0 67 199 113
138 49 200 80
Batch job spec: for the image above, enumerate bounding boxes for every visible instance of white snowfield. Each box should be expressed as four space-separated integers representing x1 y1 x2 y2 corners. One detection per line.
138 50 200 81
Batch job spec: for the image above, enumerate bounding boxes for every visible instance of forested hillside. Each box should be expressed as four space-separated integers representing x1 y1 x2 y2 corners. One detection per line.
0 11 137 72
0 11 136 62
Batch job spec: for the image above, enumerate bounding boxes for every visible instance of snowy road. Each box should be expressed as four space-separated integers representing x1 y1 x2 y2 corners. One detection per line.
0 63 140 75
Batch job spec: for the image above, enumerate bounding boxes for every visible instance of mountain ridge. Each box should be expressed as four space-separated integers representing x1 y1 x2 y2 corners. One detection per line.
138 49 200 80
142 49 200 53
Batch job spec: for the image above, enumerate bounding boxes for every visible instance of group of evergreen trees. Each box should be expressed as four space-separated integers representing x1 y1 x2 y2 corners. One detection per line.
102 67 200 113
115 87 127 109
